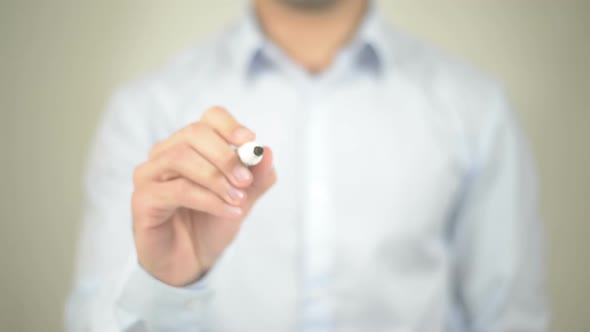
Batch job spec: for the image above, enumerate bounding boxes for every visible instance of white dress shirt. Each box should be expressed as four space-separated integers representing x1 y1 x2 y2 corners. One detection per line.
65 6 549 332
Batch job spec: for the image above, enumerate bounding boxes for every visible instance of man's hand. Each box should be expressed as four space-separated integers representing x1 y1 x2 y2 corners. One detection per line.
131 106 276 287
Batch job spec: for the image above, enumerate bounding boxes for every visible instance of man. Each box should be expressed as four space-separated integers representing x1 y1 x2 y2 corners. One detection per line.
65 0 549 331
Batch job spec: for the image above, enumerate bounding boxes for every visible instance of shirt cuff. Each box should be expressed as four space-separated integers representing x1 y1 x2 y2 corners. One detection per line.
116 261 213 329
184 270 209 290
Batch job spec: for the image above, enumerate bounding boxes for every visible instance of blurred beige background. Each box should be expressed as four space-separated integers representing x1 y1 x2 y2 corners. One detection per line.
1 1 589 331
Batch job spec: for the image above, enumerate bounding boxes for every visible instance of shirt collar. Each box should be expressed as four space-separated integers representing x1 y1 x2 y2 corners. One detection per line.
347 4 389 77
229 2 391 80
230 6 267 78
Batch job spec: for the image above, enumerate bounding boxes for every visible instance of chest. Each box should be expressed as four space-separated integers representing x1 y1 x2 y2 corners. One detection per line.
222 77 462 245
175 77 464 330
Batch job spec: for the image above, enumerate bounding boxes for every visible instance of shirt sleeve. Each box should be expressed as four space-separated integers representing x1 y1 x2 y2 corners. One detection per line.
64 85 212 331
449 89 550 332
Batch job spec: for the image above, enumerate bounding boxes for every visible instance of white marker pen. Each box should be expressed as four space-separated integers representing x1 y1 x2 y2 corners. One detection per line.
237 141 264 166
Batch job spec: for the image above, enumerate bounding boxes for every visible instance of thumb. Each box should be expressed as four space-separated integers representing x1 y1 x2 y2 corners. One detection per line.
245 146 276 204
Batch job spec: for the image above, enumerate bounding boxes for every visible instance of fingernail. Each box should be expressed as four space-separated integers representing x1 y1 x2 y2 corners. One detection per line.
227 185 245 202
233 165 252 183
232 127 255 143
224 204 243 217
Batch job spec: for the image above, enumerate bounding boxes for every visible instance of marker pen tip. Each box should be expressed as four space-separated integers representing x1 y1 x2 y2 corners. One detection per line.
253 146 264 156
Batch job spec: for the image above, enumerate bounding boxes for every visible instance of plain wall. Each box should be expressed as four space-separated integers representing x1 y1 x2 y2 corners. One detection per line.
1 1 588 331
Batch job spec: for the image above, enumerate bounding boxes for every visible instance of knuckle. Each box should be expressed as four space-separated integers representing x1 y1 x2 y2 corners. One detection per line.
202 106 226 121
131 189 151 214
161 145 187 169
172 178 191 199
132 185 176 225
186 122 210 141
157 152 174 170
189 121 205 132
148 141 163 159
132 163 147 185
172 144 190 159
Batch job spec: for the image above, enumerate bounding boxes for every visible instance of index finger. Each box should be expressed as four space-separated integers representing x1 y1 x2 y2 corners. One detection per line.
200 106 255 146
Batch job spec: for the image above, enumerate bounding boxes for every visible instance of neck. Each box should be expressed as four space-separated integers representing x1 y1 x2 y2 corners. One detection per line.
254 0 369 73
